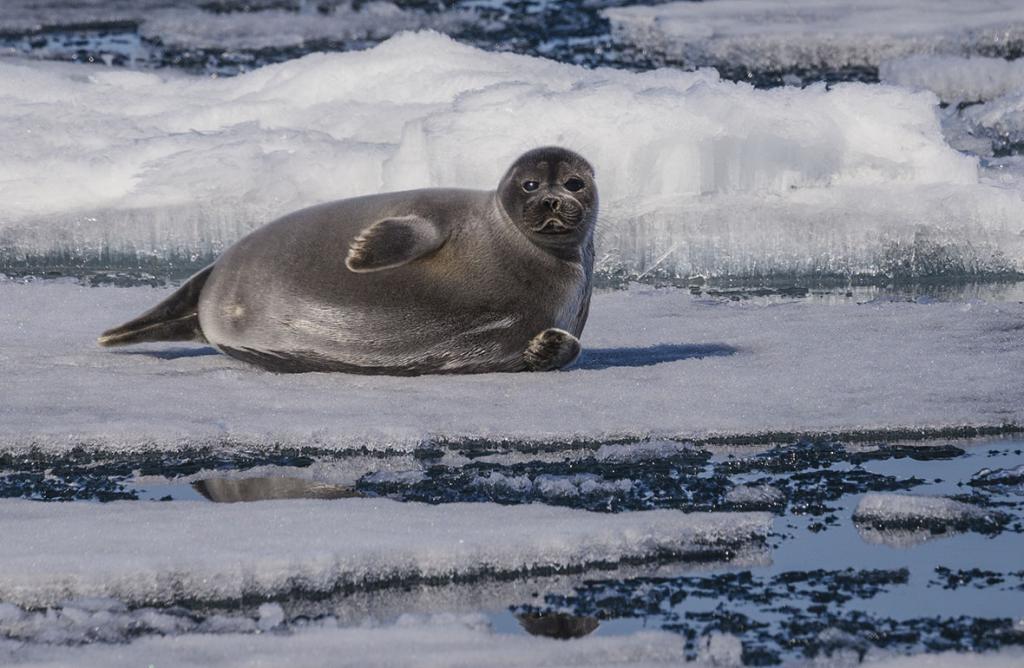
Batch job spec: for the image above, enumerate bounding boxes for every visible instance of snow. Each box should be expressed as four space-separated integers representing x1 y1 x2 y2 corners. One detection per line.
1 615 690 668
0 1 470 50
2 32 1022 279
2 281 1023 453
853 493 1001 527
2 619 1022 668
0 497 771 608
603 0 1024 70
880 56 1024 104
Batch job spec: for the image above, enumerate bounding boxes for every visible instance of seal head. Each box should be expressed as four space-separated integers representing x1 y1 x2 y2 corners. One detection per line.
497 146 597 259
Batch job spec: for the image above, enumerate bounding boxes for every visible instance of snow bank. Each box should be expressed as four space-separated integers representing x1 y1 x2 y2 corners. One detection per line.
0 497 770 608
2 32 1021 279
880 56 1024 104
1 615 688 667
603 0 1024 70
2 282 1023 452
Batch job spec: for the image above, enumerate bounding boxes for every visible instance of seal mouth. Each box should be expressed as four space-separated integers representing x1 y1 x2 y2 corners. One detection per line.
532 218 575 235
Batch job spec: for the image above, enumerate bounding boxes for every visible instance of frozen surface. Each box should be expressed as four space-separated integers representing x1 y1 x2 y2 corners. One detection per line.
853 493 1003 528
880 56 1024 104
0 614 686 667
604 1 1024 70
2 619 1021 668
0 0 469 48
2 32 1022 279
2 282 1023 452
0 497 769 608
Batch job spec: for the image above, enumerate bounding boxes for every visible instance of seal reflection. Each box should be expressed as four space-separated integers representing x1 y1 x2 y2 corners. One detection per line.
192 476 361 503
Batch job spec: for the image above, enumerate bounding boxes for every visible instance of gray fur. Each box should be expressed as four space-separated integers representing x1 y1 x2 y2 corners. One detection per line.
99 146 598 374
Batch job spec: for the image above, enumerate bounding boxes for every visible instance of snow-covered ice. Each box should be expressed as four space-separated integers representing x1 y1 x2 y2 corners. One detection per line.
0 497 770 608
880 56 1024 104
2 281 1022 452
2 32 1022 279
1 615 690 668
603 1 1024 70
0 0 471 50
2 619 1022 668
853 492 1006 530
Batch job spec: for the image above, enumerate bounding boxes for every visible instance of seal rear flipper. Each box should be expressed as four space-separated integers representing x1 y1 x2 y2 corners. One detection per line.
97 265 213 347
345 215 448 273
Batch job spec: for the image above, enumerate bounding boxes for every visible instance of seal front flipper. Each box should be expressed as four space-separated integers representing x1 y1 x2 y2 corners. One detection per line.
345 215 448 273
524 328 581 371
97 265 213 347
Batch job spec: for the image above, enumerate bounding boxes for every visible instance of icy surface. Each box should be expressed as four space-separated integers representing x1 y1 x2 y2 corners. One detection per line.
880 56 1024 104
0 497 769 608
2 282 1023 452
2 32 1022 279
0 615 689 667
0 0 469 48
2 620 1022 667
854 493 1000 526
604 1 1024 70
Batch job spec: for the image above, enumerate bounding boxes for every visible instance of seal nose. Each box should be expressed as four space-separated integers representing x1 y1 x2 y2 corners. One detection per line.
542 196 561 212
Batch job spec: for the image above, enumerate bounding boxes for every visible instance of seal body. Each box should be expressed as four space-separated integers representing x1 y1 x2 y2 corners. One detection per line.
99 146 598 374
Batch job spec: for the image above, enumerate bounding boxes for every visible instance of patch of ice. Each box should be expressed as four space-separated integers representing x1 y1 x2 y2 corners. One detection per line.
604 1 1024 70
0 497 771 608
0 1 473 50
594 440 697 463
724 485 785 508
880 56 1024 104
2 283 1023 452
472 472 635 498
853 493 1005 530
2 32 1022 279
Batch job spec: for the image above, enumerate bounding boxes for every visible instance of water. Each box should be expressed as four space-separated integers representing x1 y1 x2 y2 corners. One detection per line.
3 436 1021 663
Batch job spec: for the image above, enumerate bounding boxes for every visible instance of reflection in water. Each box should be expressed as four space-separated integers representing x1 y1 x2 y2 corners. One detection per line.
516 612 600 639
193 477 361 503
854 524 958 548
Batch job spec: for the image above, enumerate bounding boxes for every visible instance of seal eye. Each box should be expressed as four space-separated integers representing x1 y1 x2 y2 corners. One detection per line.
522 180 540 192
564 177 585 192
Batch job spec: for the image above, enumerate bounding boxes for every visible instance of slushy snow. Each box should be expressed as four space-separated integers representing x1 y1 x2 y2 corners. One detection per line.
2 32 1022 279
2 281 1023 453
603 0 1024 70
0 497 770 608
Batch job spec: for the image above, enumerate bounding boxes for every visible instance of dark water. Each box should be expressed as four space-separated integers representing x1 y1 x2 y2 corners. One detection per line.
3 435 1022 663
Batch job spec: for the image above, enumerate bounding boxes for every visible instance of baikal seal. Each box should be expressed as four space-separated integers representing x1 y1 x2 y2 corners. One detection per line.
99 146 598 374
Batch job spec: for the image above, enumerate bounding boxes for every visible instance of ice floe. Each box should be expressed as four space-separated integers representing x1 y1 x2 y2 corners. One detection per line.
603 1 1024 71
0 497 770 608
2 281 1022 452
853 492 1010 542
2 32 1022 279
880 56 1024 104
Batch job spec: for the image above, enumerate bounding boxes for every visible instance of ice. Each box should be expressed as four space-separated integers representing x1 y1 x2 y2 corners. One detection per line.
603 1 1024 71
2 282 1023 452
724 485 785 508
2 32 1022 280
2 619 1022 668
0 1 471 50
472 472 635 498
853 492 1007 534
1 615 690 667
880 56 1024 104
0 496 771 608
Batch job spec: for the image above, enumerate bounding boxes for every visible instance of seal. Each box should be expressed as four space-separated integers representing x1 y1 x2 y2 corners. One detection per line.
98 146 598 374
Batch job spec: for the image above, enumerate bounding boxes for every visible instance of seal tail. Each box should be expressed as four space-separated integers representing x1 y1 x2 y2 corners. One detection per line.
97 265 214 347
